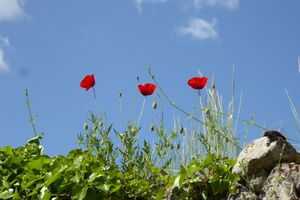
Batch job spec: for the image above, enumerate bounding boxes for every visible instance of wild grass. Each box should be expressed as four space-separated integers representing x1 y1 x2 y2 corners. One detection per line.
0 68 272 199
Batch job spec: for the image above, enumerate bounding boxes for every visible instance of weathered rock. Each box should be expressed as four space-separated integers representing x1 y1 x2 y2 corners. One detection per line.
228 184 258 200
163 131 300 200
232 131 298 177
263 130 286 141
248 170 268 194
259 162 300 200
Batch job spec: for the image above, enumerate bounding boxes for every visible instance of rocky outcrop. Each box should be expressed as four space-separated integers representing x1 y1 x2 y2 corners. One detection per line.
231 130 300 200
164 130 300 200
232 130 298 176
259 162 300 200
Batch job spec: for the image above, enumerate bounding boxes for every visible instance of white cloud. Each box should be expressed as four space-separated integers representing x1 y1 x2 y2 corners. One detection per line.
0 0 25 73
0 37 11 73
0 49 9 72
192 0 239 9
177 18 218 40
135 0 168 13
0 36 10 47
0 0 25 21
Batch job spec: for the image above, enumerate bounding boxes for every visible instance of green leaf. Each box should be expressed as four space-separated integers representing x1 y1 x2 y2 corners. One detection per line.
70 172 82 184
209 175 229 195
28 158 44 170
2 176 10 188
88 172 104 183
38 186 51 200
99 184 110 192
72 184 88 200
21 176 43 188
0 146 13 156
84 189 100 199
173 175 181 188
185 162 201 178
27 135 43 145
12 189 21 200
110 184 122 193
44 171 61 187
151 167 161 176
73 155 84 168
0 189 14 199
155 186 165 200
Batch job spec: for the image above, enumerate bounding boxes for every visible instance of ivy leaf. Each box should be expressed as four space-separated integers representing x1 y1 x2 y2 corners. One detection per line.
72 184 88 200
27 135 43 145
209 175 229 195
0 189 14 199
99 184 110 192
38 186 51 200
155 186 165 200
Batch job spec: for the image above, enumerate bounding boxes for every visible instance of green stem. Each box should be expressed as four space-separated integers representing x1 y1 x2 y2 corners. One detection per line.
131 88 138 122
25 89 37 136
137 98 147 124
202 108 267 131
147 67 242 150
92 87 100 115
197 90 211 153
118 93 124 129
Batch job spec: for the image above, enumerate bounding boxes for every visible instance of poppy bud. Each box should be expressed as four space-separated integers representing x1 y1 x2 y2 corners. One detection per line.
93 126 98 131
152 100 157 109
204 108 210 115
25 89 29 97
150 124 155 131
131 127 138 134
179 126 184 134
83 123 88 130
99 120 103 127
212 82 215 89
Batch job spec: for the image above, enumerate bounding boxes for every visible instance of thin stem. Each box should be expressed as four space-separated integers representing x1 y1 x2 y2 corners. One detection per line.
25 89 37 136
137 97 147 124
197 90 211 153
203 108 267 131
92 87 100 115
131 87 138 122
147 67 242 150
118 93 124 129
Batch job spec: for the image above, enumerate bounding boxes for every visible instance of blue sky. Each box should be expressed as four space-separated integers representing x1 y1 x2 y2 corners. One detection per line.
0 0 300 156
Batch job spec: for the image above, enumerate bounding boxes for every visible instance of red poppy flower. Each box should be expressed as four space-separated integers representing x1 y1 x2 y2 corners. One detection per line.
80 74 95 91
187 77 208 90
138 83 156 96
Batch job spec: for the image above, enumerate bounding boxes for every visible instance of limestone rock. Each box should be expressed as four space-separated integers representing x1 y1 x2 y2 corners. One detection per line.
248 170 268 194
260 162 300 200
232 132 298 177
228 184 258 200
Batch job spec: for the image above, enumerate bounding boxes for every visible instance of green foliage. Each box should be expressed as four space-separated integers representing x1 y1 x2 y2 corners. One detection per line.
167 154 239 199
0 134 239 199
0 72 249 199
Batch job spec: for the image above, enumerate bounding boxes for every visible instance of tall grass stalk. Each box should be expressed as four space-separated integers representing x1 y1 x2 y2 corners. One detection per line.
148 67 243 158
25 89 38 137
285 88 300 135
